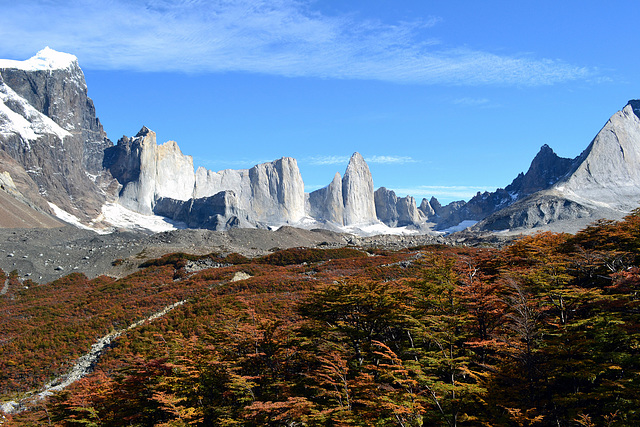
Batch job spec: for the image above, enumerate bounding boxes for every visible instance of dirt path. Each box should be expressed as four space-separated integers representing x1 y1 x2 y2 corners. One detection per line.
0 279 8 295
0 299 187 415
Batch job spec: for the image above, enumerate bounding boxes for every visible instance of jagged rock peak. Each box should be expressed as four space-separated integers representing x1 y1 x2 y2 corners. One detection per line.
627 99 640 119
342 152 377 225
308 172 344 225
136 126 153 138
505 143 574 197
0 47 78 72
419 198 435 217
429 197 442 214
555 100 640 211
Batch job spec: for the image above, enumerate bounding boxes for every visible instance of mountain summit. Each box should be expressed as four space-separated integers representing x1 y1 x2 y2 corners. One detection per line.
1 48 640 235
475 100 640 232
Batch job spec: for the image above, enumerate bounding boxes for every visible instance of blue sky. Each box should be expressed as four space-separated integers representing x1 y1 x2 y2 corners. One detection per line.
1 0 638 204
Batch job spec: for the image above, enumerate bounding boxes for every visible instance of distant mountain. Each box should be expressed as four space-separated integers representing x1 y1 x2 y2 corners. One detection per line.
429 144 577 229
0 47 115 223
474 100 640 232
1 48 639 235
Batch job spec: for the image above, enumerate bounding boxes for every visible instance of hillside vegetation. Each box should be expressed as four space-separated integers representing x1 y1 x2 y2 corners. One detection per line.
2 212 640 426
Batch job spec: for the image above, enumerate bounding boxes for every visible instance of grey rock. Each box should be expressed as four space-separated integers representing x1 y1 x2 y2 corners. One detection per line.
104 127 195 215
342 152 377 225
396 195 422 227
308 172 344 225
0 49 115 221
556 102 640 211
418 198 435 217
374 187 399 226
505 144 574 197
475 100 640 232
476 193 592 231
154 191 253 231
107 127 305 228
247 157 305 224
374 187 423 227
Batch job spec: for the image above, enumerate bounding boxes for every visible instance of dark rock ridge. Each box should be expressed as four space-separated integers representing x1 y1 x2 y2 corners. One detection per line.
471 100 640 232
0 48 115 221
374 187 424 227
422 144 577 230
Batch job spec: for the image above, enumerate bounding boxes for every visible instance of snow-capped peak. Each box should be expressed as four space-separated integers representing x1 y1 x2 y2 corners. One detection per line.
0 47 78 71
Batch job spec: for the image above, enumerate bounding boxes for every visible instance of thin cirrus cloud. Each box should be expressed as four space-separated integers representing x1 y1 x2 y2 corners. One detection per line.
307 155 417 166
390 185 496 200
0 0 594 86
452 97 491 107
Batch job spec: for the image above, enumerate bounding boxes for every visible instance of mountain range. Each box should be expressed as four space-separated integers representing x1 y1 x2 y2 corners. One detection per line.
1 48 639 236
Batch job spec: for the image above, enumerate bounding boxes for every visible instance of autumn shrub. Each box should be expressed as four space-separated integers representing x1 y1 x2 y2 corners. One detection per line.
139 252 200 269
256 247 367 266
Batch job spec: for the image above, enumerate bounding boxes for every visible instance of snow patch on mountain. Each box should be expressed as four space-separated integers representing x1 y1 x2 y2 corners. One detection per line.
441 220 478 234
101 202 187 233
0 78 71 144
48 202 103 232
0 47 78 72
344 222 420 236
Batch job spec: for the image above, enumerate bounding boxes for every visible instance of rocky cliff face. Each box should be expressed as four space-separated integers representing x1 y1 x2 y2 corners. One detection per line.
307 152 380 227
105 126 306 228
341 152 377 225
473 100 640 232
374 187 423 227
248 157 306 224
0 48 114 221
154 191 254 231
307 172 344 225
104 127 195 215
556 102 640 210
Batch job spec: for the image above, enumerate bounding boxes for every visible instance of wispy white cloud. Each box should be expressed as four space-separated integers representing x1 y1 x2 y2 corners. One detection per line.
389 185 496 201
193 156 274 170
306 155 417 165
451 97 491 107
0 0 594 85
367 155 417 164
306 155 350 166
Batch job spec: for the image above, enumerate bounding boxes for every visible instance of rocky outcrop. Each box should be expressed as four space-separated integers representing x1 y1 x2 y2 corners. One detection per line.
506 144 575 197
475 192 594 231
374 187 423 227
0 48 114 221
104 127 195 215
193 157 306 227
341 152 377 225
418 198 435 217
307 152 380 227
106 127 306 227
154 191 254 231
474 100 640 232
308 172 344 225
247 157 306 224
374 187 398 226
396 195 422 227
